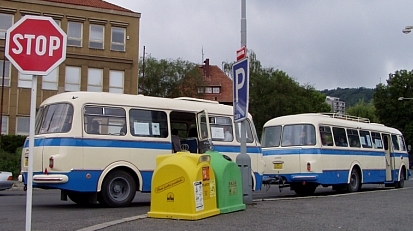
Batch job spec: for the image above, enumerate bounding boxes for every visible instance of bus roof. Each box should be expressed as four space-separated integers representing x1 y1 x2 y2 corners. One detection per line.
263 113 402 135
40 91 248 118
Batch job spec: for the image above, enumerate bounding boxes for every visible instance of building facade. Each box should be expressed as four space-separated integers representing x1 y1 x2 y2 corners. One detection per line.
0 0 140 135
197 58 233 105
325 96 346 115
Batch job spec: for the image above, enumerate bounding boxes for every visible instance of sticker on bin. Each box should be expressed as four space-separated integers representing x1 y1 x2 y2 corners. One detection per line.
155 176 185 193
194 181 204 212
202 166 210 181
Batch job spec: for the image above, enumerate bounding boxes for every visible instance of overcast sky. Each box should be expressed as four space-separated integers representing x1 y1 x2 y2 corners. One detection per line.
107 0 413 90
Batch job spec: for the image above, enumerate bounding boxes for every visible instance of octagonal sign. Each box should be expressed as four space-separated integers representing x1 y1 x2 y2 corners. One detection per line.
5 15 67 76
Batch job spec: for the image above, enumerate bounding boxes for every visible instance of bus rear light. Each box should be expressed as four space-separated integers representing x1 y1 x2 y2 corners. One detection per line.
49 157 54 169
44 168 48 175
307 162 311 171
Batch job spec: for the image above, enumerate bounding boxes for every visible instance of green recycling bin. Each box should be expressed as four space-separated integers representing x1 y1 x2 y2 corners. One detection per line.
206 150 246 213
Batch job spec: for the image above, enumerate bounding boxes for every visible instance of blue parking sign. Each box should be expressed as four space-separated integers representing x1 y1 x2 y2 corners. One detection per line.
232 58 249 122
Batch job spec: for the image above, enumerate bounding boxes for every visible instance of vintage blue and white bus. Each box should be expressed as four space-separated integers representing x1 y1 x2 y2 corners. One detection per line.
261 113 410 196
20 91 264 207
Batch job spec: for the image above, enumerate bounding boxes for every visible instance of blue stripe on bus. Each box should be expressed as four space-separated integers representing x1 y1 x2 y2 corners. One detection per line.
25 137 172 150
213 145 261 154
24 137 263 154
263 148 409 158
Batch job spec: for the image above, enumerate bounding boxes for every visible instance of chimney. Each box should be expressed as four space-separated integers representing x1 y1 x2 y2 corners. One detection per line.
203 58 210 77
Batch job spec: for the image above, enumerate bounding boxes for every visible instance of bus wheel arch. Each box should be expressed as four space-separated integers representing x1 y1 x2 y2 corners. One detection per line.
97 162 142 192
347 165 362 192
395 165 406 188
98 168 137 207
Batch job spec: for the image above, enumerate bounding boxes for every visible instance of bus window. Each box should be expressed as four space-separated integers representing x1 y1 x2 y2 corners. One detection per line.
261 125 281 147
235 120 254 143
391 134 400 151
359 130 372 148
347 129 360 148
210 116 233 142
371 132 383 149
129 109 167 137
399 136 407 151
320 126 334 146
332 127 346 147
37 103 73 134
282 124 315 146
84 105 126 135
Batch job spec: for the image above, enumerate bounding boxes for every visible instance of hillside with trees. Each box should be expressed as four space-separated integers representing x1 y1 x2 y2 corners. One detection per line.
320 87 375 107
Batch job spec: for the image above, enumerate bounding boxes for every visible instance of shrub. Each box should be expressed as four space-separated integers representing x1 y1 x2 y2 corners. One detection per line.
0 147 21 179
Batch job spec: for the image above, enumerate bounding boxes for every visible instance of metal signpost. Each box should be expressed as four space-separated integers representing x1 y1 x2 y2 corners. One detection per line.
5 15 67 231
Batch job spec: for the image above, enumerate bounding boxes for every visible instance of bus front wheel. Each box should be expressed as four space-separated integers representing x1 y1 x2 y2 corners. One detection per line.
99 170 136 208
347 168 361 192
395 169 405 188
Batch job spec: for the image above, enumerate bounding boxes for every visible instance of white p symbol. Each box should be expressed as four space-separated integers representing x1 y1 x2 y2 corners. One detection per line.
235 68 245 117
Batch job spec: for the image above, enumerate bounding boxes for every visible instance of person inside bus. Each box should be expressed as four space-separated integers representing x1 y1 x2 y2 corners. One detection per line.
321 133 333 146
223 126 233 142
338 137 348 147
89 121 100 134
171 128 181 153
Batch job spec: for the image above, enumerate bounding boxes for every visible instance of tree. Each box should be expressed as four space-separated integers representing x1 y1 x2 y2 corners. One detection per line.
373 70 413 147
138 56 204 98
346 99 378 123
224 51 331 135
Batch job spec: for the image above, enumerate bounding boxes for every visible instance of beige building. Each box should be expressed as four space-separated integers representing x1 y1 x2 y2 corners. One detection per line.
0 0 140 135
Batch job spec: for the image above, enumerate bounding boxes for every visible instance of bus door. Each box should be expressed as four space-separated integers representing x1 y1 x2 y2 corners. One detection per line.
382 134 392 181
197 110 212 154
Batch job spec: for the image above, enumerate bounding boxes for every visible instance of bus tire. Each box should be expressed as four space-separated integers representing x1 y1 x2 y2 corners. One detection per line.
347 168 361 193
395 169 405 188
99 170 136 207
68 192 93 206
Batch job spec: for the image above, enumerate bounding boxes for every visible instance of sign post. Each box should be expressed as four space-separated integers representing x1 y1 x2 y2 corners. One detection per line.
5 15 67 231
233 56 252 205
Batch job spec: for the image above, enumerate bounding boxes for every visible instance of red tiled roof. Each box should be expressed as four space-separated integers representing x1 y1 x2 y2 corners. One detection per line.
39 0 133 13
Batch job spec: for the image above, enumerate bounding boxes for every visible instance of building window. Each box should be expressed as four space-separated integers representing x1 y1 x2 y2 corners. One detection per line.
16 117 30 135
111 27 125 51
67 21 82 47
65 66 81 91
205 87 212 93
0 61 11 87
0 13 13 39
42 67 59 90
18 72 32 88
109 70 124 93
87 68 103 92
89 24 104 49
1 116 8 135
197 87 204 93
213 87 220 94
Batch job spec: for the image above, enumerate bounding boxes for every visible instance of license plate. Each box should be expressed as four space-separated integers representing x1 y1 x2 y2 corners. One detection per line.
25 158 28 167
273 163 283 169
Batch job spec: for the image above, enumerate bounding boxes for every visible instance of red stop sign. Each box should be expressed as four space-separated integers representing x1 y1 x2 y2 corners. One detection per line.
5 15 67 76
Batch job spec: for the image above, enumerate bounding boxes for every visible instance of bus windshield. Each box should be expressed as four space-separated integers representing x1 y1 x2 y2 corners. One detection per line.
36 103 73 134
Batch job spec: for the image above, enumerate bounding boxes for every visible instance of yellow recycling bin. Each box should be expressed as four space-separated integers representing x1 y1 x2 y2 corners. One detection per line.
148 151 220 220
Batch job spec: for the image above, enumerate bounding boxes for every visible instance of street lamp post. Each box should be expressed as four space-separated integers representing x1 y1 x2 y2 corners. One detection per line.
403 26 413 34
398 97 413 101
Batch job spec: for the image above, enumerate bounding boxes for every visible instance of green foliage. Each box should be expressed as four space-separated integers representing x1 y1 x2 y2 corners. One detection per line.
0 135 26 153
138 56 205 98
0 147 22 179
346 99 378 123
373 70 413 147
224 51 331 135
320 87 375 107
